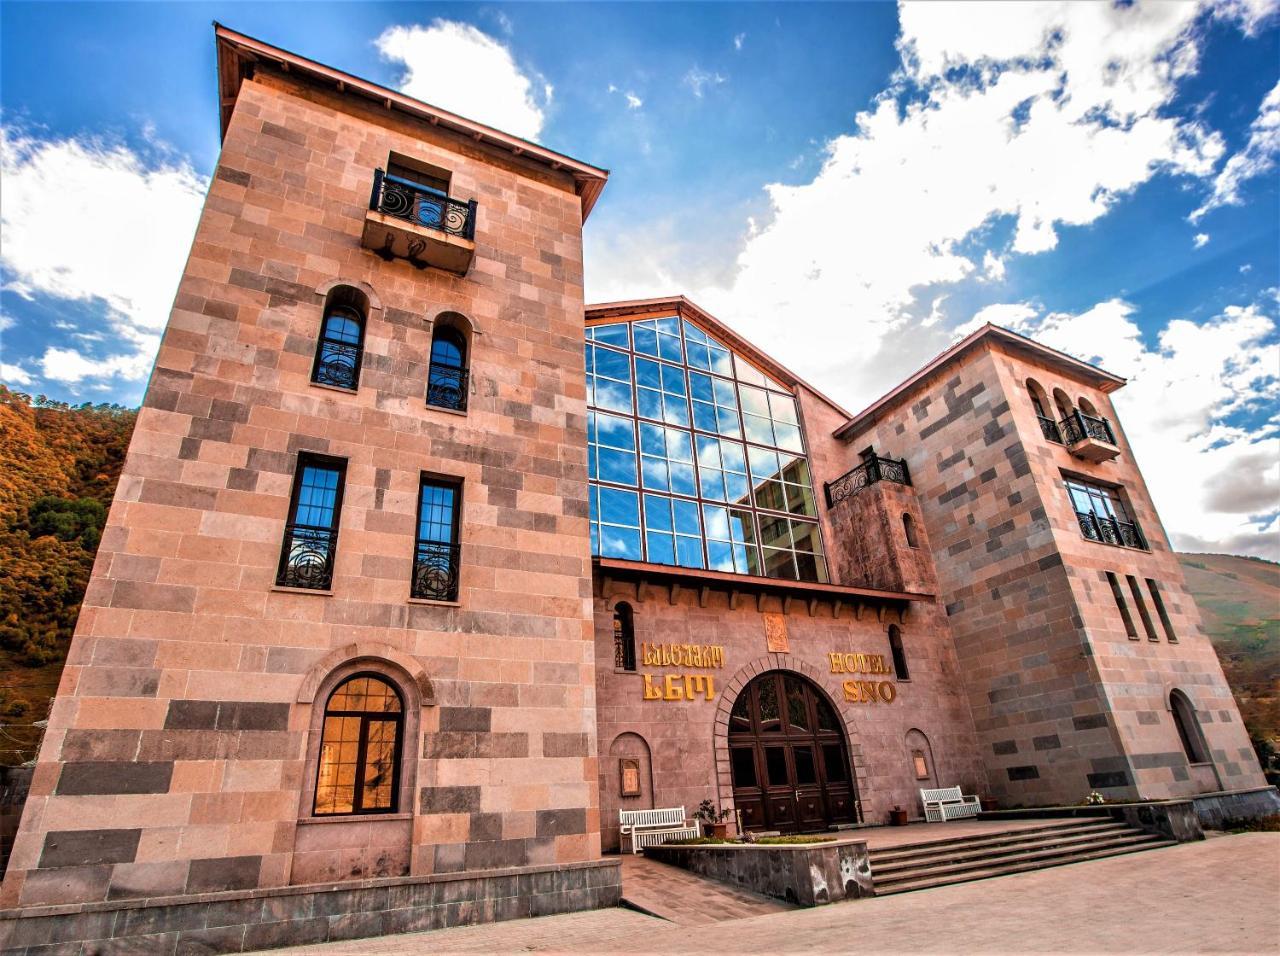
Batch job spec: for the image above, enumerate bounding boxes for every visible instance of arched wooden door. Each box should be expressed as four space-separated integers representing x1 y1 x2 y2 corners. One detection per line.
728 671 857 833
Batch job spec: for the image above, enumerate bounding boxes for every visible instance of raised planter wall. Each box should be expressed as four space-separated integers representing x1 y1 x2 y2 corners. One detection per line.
645 839 872 906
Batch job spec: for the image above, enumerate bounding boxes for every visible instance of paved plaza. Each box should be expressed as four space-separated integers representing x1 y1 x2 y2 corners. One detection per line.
261 831 1280 955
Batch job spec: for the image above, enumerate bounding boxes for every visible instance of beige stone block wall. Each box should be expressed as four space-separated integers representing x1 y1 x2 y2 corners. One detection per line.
3 67 601 908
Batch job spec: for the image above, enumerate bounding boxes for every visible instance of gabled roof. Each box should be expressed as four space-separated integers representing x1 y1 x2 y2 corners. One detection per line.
585 296 853 418
213 24 610 222
835 322 1127 440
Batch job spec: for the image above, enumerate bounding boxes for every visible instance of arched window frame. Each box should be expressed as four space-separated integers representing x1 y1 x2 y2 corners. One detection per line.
313 672 405 816
613 602 636 672
1170 689 1209 765
300 660 421 821
902 512 919 549
426 312 473 412
1051 387 1074 423
888 624 909 681
312 286 370 391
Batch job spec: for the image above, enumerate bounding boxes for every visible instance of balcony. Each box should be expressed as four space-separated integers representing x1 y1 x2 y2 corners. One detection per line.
276 525 338 590
1037 415 1063 444
825 455 911 507
411 540 461 602
362 169 477 275
1075 512 1147 551
1058 411 1120 462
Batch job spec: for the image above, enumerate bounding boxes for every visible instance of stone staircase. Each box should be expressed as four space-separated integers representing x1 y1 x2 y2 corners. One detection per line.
869 818 1176 895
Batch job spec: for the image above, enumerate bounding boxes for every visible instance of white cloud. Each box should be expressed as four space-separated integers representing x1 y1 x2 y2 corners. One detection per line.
684 67 727 98
376 21 549 140
39 345 153 384
956 301 1039 338
982 250 1007 281
734 33 746 52
0 126 206 389
1 362 33 387
626 93 643 111
996 298 1280 559
1193 232 1210 248
1191 79 1280 221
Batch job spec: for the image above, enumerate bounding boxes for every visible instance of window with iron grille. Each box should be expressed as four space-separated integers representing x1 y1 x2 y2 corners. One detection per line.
412 476 461 601
277 455 346 590
312 306 365 391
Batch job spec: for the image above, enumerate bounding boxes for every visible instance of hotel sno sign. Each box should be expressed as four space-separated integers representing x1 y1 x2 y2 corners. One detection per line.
640 642 724 701
829 652 897 704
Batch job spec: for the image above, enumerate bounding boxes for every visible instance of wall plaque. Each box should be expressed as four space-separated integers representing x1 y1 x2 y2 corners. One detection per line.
763 613 789 653
620 758 641 797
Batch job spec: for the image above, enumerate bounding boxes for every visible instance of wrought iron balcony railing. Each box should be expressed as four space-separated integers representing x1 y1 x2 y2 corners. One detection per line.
276 524 338 590
824 455 912 508
1037 415 1063 444
1059 411 1117 447
426 362 469 412
313 340 362 391
412 540 462 602
1075 511 1147 551
370 169 477 242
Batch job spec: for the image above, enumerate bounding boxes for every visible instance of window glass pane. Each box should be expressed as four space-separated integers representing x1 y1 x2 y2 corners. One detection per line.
769 393 799 425
658 331 683 363
646 531 675 565
730 748 757 788
418 482 457 543
703 504 730 540
675 535 704 568
593 378 632 414
591 323 629 348
315 715 360 814
594 347 631 382
599 488 640 527
720 441 747 474
673 499 702 536
637 387 663 420
764 548 797 579
758 678 781 731
669 463 698 496
700 468 726 501
774 423 804 453
325 313 361 344
765 747 789 786
663 395 689 427
661 363 687 396
822 744 847 782
633 324 658 356
665 428 693 462
361 719 398 810
793 745 817 784
708 347 734 377
599 526 642 559
644 494 673 531
748 446 779 480
598 449 637 485
639 422 666 457
295 465 340 528
641 456 669 491
692 401 718 433
707 539 736 572
634 357 662 389
786 679 810 731
595 412 636 450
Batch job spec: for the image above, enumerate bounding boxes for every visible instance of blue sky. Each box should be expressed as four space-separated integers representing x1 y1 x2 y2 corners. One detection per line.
1 1 1278 558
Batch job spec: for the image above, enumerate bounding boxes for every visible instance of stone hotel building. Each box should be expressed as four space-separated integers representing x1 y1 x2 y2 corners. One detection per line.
1 24 1274 953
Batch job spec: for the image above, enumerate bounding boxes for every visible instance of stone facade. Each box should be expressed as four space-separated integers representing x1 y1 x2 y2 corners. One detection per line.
1 23 1271 955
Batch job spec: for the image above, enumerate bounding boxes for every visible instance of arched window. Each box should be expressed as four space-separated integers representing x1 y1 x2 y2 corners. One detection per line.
1051 387 1074 423
613 602 636 672
1078 396 1100 417
902 513 919 549
1170 690 1208 764
314 674 404 815
1025 379 1051 420
312 286 369 391
888 625 909 681
427 318 470 412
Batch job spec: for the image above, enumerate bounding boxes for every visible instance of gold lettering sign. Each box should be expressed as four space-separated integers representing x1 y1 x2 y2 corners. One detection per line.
764 613 789 653
641 642 724 668
842 679 897 704
642 673 717 701
828 652 891 675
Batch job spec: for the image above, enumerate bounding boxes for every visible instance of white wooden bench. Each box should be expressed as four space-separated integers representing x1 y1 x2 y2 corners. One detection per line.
619 807 700 854
920 786 981 822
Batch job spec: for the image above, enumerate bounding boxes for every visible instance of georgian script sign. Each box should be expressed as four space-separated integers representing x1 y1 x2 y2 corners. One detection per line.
763 612 789 653
640 642 724 702
828 651 897 704
620 758 641 797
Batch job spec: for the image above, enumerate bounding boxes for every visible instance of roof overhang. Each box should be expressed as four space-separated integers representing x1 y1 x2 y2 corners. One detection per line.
595 558 933 612
213 23 610 223
586 296 853 418
835 323 1127 441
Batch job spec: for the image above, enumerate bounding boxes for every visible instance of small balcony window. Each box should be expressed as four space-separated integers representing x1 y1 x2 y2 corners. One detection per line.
1066 478 1147 551
363 159 477 274
277 454 346 590
311 286 369 391
412 476 462 602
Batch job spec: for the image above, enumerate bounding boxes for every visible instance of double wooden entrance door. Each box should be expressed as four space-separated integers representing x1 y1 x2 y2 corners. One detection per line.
728 671 858 833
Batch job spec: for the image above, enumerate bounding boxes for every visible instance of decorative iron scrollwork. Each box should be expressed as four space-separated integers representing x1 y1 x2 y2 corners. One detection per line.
1059 411 1117 447
824 455 912 507
1037 415 1063 444
1075 511 1147 551
277 525 337 590
426 362 469 412
412 541 461 602
313 340 361 390
371 169 476 241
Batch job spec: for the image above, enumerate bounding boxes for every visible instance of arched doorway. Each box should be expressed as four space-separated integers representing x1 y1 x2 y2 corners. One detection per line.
728 671 857 833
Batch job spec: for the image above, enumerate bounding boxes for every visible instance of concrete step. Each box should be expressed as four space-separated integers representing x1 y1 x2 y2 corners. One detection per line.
871 824 1135 874
874 838 1177 895
873 831 1166 886
868 819 1116 864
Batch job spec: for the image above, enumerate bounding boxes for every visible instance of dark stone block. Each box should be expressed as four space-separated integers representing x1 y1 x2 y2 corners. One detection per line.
119 903 207 937
420 786 481 814
57 762 173 796
433 843 466 873
1087 770 1131 789
175 923 246 955
226 468 258 492
216 166 252 187
992 740 1018 756
469 812 503 842
221 702 291 732
165 700 220 730
542 732 589 757
536 808 586 838
87 930 180 954
326 911 384 942
242 918 330 952
1072 713 1109 731
464 839 527 870
1007 765 1040 781
439 707 491 732
40 828 141 868
186 856 262 894
1033 734 1061 751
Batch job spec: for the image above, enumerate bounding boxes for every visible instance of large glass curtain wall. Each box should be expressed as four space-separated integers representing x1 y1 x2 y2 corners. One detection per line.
586 317 828 583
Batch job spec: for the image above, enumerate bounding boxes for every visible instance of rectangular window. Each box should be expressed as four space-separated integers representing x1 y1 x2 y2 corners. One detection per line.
412 477 462 602
1146 579 1177 642
1126 574 1158 641
387 156 450 196
1106 572 1138 640
1066 478 1146 550
277 454 346 590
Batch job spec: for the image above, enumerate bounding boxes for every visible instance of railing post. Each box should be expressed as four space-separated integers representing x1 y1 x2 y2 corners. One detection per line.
824 482 833 508
465 199 478 240
370 168 385 212
867 457 881 485
899 457 912 487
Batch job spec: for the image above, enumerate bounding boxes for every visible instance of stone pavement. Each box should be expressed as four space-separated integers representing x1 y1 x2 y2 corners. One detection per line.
259 832 1280 955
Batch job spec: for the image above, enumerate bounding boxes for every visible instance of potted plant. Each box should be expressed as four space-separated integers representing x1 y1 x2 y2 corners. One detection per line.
694 799 735 838
889 805 909 826
980 795 999 812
